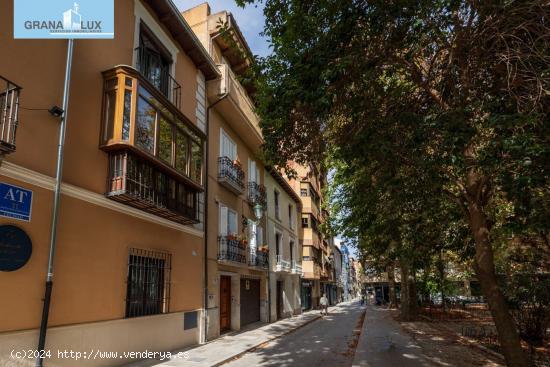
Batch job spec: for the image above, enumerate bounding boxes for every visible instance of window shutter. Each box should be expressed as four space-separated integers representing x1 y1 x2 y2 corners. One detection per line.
256 167 260 184
257 226 263 246
248 219 255 244
228 209 237 235
231 142 237 161
219 205 228 236
220 130 225 157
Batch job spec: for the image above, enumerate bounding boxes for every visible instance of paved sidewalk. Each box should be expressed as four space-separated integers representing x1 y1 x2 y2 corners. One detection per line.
352 305 432 367
126 307 329 367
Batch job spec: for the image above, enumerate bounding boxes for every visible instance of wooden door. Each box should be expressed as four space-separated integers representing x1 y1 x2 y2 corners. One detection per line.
220 276 231 332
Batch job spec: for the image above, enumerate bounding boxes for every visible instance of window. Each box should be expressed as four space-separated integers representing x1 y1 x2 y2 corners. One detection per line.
300 188 308 197
190 141 203 183
143 88 200 181
274 190 280 220
302 216 309 228
158 116 173 163
219 204 238 236
275 232 282 256
248 159 260 184
290 240 294 264
138 23 173 97
288 204 294 229
125 248 171 318
220 129 237 160
136 95 156 153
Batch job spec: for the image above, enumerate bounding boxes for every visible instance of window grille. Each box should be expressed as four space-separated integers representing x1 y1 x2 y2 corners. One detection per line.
125 248 171 318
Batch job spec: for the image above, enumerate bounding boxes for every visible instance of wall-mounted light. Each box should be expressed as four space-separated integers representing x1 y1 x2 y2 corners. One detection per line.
48 106 64 118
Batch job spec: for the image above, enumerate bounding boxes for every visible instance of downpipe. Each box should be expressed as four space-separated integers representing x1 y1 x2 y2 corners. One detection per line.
36 39 74 367
203 87 228 343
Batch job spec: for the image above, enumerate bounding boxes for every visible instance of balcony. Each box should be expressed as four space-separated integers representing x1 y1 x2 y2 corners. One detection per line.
218 156 245 194
247 181 267 207
107 150 199 224
0 76 21 157
218 235 247 265
135 46 181 109
207 64 262 152
249 249 269 270
100 66 204 224
291 261 303 275
275 255 291 272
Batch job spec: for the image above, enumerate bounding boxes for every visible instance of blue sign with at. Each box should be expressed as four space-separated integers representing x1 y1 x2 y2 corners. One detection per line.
0 183 33 222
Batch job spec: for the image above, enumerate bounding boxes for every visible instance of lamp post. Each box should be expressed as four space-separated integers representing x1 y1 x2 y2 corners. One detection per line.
253 202 263 222
251 202 268 322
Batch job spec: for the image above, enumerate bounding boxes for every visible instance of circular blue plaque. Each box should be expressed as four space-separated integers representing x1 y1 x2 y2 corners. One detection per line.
0 225 32 271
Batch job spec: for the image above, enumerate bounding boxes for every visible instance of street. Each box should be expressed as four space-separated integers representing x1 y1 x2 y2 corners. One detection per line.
223 302 365 367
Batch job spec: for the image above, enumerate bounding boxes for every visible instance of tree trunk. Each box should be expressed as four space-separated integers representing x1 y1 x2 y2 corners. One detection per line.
387 262 397 309
438 251 446 311
400 261 409 319
408 270 418 319
466 193 529 367
399 259 417 320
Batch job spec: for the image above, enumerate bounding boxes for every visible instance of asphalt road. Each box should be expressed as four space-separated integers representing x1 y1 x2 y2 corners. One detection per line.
223 301 366 367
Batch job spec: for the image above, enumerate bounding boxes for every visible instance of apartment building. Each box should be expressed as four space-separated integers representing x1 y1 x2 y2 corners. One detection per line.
264 168 302 320
333 244 344 303
322 235 338 305
0 0 219 364
182 4 269 340
283 162 328 310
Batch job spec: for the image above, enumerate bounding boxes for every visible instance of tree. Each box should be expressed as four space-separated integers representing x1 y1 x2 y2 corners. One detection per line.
243 1 549 365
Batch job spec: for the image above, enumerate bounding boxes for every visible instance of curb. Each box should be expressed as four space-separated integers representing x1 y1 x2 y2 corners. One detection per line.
213 313 323 366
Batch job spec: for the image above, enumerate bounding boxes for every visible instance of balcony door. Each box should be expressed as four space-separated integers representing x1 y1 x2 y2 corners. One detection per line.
138 23 172 96
220 129 237 160
220 275 231 332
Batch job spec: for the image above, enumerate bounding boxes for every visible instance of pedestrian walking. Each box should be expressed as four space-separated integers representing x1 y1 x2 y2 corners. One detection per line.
320 293 329 315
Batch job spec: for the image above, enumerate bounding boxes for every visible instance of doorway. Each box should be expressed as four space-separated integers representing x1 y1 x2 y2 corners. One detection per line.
240 278 260 327
276 281 283 320
220 276 231 332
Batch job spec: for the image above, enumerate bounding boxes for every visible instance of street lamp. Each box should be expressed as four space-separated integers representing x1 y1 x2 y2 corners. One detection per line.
253 203 264 222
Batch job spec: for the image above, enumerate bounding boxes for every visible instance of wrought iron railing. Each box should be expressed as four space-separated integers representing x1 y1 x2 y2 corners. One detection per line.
218 156 245 192
276 255 291 271
218 236 247 264
0 76 21 155
292 261 302 274
249 249 269 269
247 181 267 207
135 46 181 109
106 150 199 224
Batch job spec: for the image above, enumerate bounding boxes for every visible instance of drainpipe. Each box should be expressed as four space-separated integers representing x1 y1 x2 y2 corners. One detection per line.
267 231 272 323
203 84 228 343
36 39 74 367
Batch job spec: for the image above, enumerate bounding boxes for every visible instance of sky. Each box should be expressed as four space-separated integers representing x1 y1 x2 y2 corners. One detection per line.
174 0 271 57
